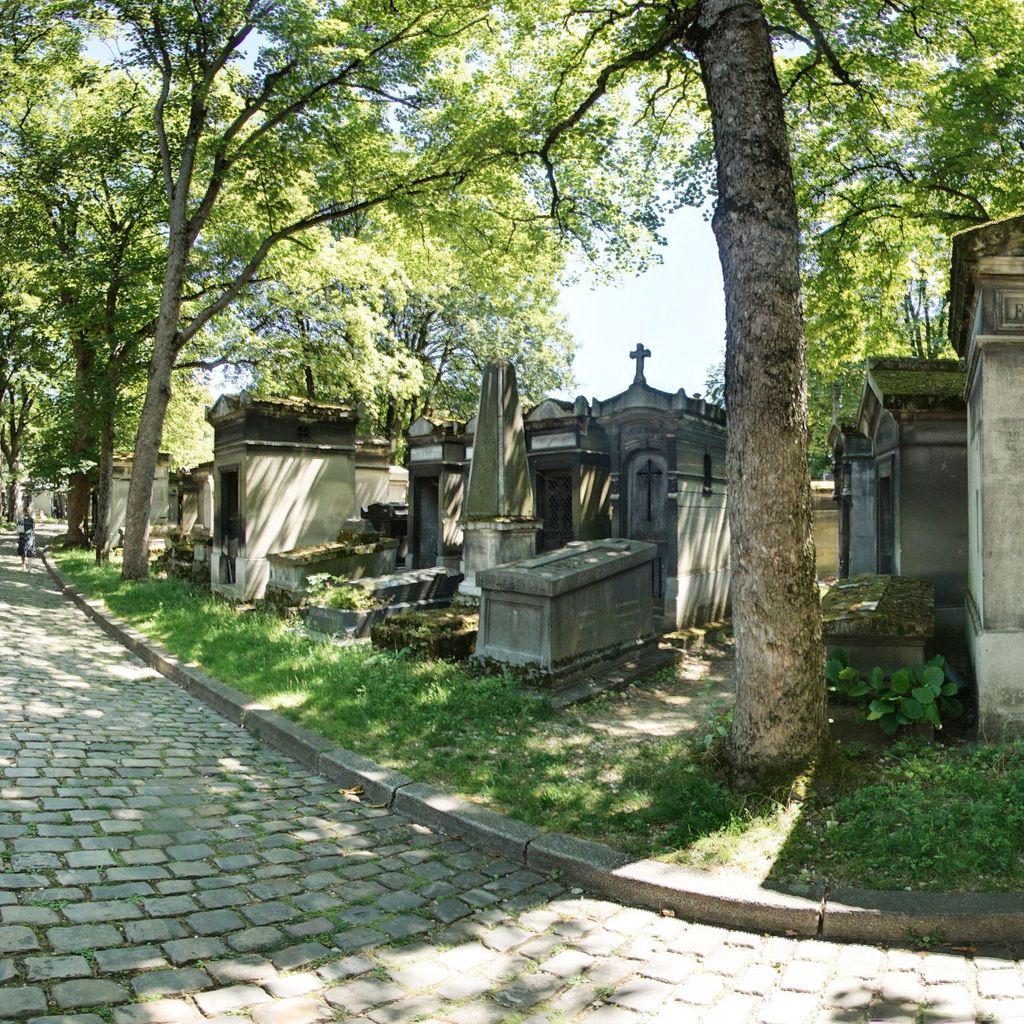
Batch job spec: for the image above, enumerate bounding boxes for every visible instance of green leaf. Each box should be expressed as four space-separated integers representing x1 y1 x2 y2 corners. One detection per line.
911 686 936 706
923 702 942 727
890 670 912 695
869 666 885 689
922 665 944 694
901 697 924 721
941 681 958 697
880 716 900 736
839 666 860 683
848 682 872 697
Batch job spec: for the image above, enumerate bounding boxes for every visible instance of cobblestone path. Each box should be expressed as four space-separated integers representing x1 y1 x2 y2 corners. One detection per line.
2 537 1024 1023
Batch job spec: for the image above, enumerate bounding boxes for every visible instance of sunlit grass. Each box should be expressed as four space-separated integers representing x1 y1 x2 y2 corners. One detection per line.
54 548 1024 892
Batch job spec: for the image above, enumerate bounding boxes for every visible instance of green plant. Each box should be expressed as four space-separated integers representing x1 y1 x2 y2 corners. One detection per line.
305 573 379 611
826 649 964 735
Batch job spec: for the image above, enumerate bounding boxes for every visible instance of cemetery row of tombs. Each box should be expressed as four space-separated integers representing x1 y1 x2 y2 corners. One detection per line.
120 214 1024 734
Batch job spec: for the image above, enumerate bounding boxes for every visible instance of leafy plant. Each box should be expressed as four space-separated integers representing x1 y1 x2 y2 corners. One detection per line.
826 649 964 735
305 573 379 611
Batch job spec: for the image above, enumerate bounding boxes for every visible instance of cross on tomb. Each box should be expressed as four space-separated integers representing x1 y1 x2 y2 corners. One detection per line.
630 343 652 384
638 458 663 522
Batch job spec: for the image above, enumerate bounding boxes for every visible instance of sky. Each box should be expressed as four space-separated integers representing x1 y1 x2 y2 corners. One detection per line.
555 206 727 403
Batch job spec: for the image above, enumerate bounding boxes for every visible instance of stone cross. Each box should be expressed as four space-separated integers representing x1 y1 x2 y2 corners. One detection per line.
638 458 663 521
630 343 652 384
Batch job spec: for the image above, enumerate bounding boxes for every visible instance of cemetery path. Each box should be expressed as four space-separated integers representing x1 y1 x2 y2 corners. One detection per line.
579 642 735 740
2 531 1024 1024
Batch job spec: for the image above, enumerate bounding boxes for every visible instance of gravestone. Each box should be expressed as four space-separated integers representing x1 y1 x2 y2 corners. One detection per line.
460 360 540 595
476 539 657 671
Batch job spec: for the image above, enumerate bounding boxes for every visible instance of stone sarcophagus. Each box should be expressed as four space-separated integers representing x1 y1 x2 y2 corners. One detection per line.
475 539 657 672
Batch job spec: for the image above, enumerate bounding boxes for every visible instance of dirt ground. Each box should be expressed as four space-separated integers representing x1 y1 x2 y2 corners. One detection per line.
577 636 736 740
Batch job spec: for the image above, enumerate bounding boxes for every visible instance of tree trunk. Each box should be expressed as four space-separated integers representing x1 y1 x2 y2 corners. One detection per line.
93 413 116 563
66 474 91 545
122 229 188 579
121 340 175 578
695 0 826 779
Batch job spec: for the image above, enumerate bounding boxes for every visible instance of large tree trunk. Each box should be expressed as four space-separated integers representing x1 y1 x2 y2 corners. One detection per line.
93 413 116 563
121 340 175 578
695 0 826 779
66 474 91 545
122 233 188 579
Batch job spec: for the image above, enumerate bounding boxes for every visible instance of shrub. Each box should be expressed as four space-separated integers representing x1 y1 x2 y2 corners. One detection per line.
305 573 380 611
826 649 964 735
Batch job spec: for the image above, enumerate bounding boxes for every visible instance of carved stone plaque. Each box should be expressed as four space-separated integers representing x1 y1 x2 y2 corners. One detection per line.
996 290 1024 331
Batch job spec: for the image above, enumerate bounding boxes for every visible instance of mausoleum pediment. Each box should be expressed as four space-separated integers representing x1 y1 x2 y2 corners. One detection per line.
526 398 575 423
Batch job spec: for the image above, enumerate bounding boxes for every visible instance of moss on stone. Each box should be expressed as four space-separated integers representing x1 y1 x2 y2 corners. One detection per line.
270 534 397 565
867 358 966 411
821 574 935 638
371 609 478 661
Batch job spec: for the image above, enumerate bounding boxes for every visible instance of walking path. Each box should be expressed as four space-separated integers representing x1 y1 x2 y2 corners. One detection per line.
1 533 1023 1023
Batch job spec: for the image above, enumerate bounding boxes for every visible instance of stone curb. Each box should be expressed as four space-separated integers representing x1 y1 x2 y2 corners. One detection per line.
40 551 1024 945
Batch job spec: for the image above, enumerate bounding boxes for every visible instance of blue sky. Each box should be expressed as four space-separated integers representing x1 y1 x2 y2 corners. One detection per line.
556 206 726 402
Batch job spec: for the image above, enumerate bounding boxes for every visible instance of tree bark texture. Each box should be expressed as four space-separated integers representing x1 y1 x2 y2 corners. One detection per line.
65 339 97 546
121 228 188 579
120 339 175 578
695 0 826 776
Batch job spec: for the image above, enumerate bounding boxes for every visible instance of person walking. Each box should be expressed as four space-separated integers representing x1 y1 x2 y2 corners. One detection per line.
17 508 37 570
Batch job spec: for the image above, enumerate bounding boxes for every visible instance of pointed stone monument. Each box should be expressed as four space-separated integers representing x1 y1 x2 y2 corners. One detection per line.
459 360 541 596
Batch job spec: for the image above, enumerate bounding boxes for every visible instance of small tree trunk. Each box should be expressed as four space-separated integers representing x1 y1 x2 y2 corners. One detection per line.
695 0 826 780
93 414 116 563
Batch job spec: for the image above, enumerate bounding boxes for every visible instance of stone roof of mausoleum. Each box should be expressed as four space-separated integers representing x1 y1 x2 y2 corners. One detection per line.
207 391 357 424
950 213 1024 355
864 357 966 411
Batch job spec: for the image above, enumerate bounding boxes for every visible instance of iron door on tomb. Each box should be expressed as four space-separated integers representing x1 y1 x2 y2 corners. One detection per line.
413 476 440 569
626 453 668 596
538 469 574 551
219 468 241 584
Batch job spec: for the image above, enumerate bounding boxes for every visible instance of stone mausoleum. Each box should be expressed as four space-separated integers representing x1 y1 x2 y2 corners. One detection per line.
406 346 730 629
207 393 359 601
830 357 968 636
949 214 1024 736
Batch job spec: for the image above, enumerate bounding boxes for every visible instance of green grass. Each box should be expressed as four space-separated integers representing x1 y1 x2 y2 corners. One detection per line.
54 549 1024 892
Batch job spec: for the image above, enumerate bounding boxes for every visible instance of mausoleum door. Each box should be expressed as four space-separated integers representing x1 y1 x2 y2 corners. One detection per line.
413 476 440 569
626 453 668 595
538 469 574 551
877 459 895 575
219 469 240 584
